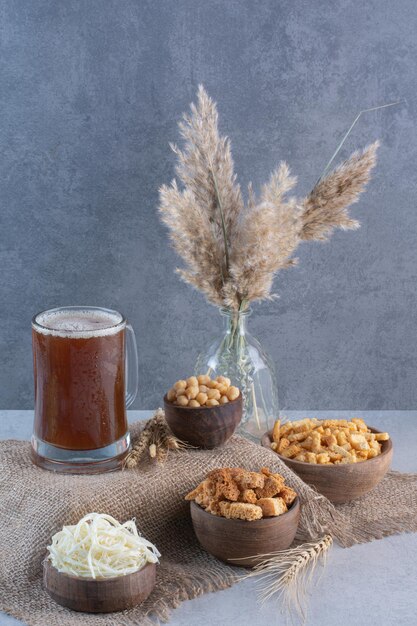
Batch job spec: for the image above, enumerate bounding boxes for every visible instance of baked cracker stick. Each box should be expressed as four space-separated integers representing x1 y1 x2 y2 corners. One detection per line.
280 443 302 459
330 444 353 460
278 438 290 454
348 433 370 451
272 419 281 444
300 436 313 450
279 422 293 437
311 431 322 453
291 418 317 433
374 432 389 441
287 431 311 442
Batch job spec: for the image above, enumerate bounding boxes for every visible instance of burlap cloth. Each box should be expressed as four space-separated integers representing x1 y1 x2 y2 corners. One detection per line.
1 419 416 626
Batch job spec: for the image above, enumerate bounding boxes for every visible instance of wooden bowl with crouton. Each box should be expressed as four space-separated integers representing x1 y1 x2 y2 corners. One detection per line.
261 427 393 504
190 497 300 567
164 393 243 449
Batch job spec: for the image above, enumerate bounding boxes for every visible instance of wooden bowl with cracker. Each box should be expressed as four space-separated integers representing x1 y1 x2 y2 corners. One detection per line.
43 560 156 613
190 497 300 567
164 393 242 449
261 427 393 504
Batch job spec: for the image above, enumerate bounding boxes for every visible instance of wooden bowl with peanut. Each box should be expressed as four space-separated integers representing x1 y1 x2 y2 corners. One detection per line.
262 417 393 503
164 375 242 449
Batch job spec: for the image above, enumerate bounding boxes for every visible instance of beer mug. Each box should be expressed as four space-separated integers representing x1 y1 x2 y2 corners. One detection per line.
31 306 138 473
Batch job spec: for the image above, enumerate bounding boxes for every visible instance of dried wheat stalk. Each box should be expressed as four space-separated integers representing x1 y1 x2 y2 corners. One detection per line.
124 409 191 468
158 86 379 310
243 534 333 623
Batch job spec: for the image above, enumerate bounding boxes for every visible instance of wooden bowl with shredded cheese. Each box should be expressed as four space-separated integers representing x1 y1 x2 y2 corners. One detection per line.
43 559 156 613
43 513 160 613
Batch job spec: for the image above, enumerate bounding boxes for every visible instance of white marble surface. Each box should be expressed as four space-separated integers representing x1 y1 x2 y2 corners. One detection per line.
1 410 416 626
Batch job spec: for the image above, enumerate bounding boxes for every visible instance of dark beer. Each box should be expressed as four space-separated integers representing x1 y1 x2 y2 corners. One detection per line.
32 309 127 451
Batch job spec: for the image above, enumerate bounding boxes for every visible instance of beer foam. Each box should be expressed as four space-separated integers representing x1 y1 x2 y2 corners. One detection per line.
33 309 124 338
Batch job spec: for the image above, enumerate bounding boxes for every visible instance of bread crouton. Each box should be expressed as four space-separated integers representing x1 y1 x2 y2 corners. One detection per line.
204 498 223 515
207 468 240 501
230 468 265 490
194 491 213 509
238 489 257 504
278 486 297 506
257 497 287 517
186 467 297 521
219 501 263 521
255 474 285 498
185 479 208 501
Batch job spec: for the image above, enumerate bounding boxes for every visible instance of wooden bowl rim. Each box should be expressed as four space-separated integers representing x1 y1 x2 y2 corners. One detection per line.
163 392 242 411
43 558 156 584
261 425 393 469
190 495 300 525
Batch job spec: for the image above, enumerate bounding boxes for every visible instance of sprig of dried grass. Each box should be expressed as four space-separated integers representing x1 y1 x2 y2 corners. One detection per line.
225 162 301 308
243 534 333 623
158 86 380 310
159 182 225 307
174 85 244 240
300 141 379 241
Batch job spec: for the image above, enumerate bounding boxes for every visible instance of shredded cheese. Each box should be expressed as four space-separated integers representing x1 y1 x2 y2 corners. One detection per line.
47 512 160 579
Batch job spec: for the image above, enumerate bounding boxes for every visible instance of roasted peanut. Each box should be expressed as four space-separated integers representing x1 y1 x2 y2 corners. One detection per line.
196 392 208 405
185 386 199 400
226 386 240 401
176 395 189 407
216 375 231 387
168 375 240 409
207 388 221 400
167 388 177 402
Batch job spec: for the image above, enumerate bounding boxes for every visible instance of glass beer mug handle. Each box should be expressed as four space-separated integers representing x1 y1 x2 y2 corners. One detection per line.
125 323 139 408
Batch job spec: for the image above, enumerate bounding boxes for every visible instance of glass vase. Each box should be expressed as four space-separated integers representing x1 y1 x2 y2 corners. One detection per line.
195 308 279 441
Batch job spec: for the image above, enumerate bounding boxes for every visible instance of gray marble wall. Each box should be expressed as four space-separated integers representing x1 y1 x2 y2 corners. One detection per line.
1 0 416 410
